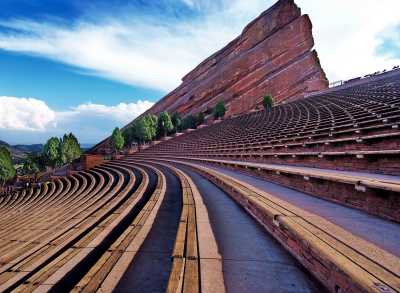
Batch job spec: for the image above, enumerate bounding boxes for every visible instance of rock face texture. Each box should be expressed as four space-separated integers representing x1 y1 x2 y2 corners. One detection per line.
144 0 328 118
90 0 328 153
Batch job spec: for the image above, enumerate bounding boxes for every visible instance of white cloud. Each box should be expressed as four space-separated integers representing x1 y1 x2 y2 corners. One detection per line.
0 0 399 89
0 1 273 92
0 96 56 131
297 0 400 82
0 96 154 144
63 100 154 123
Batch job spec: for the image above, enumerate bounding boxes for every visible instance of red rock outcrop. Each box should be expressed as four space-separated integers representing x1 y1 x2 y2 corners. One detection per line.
144 0 328 118
91 0 328 153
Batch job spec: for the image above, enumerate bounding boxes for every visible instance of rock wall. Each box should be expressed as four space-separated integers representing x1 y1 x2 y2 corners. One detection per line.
144 0 328 118
90 0 328 153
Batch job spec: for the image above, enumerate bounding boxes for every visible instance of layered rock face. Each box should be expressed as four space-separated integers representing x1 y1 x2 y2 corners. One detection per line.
144 0 328 118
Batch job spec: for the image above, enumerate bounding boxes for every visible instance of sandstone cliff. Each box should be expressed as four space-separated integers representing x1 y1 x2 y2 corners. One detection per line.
144 0 328 118
91 0 328 153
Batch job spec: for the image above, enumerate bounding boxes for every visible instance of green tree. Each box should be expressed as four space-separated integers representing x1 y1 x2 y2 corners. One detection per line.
213 100 226 119
171 112 182 133
43 137 61 167
182 114 197 130
111 127 125 152
60 133 81 164
134 114 158 143
0 147 16 186
22 153 44 175
196 112 205 126
263 95 273 110
122 125 137 146
157 112 174 137
144 114 158 141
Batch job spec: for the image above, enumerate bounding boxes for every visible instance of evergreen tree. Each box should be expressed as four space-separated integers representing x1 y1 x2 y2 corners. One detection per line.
196 112 205 126
22 153 44 175
111 127 125 152
134 114 157 143
60 133 81 164
43 137 61 167
263 95 273 110
157 112 174 137
122 126 136 146
146 114 158 140
171 112 182 133
182 114 197 130
0 147 15 186
213 100 226 119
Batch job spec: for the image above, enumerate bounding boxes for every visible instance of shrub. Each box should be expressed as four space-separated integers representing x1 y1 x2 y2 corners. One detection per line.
22 153 45 175
213 100 226 119
182 115 196 130
171 112 182 133
263 95 273 110
196 112 205 126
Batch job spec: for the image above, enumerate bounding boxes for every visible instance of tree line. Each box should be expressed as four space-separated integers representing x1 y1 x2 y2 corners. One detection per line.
23 133 81 175
0 133 81 186
111 96 274 152
111 100 229 152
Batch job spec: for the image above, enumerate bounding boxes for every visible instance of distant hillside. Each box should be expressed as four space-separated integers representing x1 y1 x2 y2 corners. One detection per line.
0 140 9 147
0 140 43 163
13 144 43 153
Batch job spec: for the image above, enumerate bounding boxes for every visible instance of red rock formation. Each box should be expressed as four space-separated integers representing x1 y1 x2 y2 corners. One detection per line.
91 0 328 153
144 0 328 118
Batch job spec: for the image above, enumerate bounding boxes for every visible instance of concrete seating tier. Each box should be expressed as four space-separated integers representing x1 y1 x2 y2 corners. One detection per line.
143 72 400 175
126 156 400 293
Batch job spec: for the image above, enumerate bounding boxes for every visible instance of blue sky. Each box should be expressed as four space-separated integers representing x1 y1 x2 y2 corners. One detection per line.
0 0 399 144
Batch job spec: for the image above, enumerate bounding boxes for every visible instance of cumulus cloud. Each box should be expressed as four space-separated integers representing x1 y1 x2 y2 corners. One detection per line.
0 96 56 131
0 96 154 144
63 100 154 124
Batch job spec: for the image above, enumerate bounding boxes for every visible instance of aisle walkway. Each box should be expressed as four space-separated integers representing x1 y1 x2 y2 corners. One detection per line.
180 165 324 293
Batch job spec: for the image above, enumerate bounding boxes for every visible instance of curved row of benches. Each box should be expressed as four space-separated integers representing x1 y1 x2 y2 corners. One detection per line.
145 72 400 175
129 156 400 293
127 72 400 292
0 159 211 292
2 72 399 292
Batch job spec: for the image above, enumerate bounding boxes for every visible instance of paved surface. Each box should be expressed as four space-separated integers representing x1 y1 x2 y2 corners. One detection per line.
199 163 400 257
179 165 324 293
115 166 182 293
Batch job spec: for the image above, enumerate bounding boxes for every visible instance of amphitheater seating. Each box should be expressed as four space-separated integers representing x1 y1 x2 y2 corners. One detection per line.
135 72 400 223
0 159 207 292
0 71 399 292
144 72 400 175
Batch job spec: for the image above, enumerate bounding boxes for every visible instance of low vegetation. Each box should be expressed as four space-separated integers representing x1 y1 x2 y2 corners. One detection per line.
18 133 82 176
171 112 182 133
120 101 226 150
157 112 174 137
182 114 196 130
0 147 16 187
213 100 226 119
263 95 274 109
111 127 125 153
